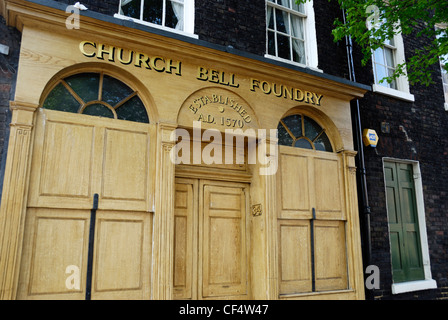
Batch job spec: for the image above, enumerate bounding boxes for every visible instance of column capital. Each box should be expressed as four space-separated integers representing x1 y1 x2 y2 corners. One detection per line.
9 101 39 129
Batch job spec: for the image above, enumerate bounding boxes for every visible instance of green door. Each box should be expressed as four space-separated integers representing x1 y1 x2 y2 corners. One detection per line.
384 161 425 283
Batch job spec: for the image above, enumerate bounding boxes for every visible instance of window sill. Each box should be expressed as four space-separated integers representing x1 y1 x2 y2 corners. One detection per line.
264 54 323 73
113 14 199 39
392 279 437 295
372 84 415 102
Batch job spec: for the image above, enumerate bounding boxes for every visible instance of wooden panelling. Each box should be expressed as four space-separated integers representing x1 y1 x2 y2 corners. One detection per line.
278 220 312 294
17 208 89 300
92 211 152 300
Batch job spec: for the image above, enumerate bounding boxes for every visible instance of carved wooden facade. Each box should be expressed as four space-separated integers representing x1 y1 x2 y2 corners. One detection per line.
0 0 367 300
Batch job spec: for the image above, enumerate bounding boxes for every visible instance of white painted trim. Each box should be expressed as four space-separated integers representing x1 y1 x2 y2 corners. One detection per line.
382 158 437 295
392 279 437 294
372 83 415 102
114 13 198 39
444 102 448 111
305 0 319 70
264 53 323 72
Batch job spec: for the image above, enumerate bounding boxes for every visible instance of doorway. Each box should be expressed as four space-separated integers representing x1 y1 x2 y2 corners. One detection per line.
173 178 250 300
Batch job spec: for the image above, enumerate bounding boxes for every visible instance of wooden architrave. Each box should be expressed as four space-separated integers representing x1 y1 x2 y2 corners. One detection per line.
0 101 39 300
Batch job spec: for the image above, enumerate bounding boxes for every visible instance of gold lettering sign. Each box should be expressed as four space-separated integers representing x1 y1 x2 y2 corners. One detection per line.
249 78 323 106
79 41 182 75
178 88 258 130
79 41 325 107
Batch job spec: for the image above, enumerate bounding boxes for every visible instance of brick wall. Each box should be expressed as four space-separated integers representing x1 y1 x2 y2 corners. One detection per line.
195 0 266 55
355 24 448 299
314 2 448 300
53 0 119 16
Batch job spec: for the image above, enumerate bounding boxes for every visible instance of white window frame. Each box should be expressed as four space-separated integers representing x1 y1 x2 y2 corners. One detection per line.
382 158 437 294
114 0 197 39
372 27 414 102
265 0 320 72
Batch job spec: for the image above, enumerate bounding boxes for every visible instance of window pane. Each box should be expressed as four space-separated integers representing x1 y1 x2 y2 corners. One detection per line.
374 63 387 84
278 0 291 9
290 15 304 40
116 95 150 123
277 34 291 60
121 0 141 18
385 47 395 67
277 122 294 146
275 8 289 34
166 0 183 30
292 1 305 13
303 116 321 141
83 103 115 119
388 68 397 89
314 133 333 152
282 114 302 138
373 48 385 66
292 39 305 64
268 31 276 56
43 83 81 113
102 75 134 107
143 0 163 25
65 73 100 103
294 138 313 149
267 6 274 30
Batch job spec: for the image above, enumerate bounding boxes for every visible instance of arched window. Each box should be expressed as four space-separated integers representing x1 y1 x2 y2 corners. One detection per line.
277 113 333 152
43 72 149 123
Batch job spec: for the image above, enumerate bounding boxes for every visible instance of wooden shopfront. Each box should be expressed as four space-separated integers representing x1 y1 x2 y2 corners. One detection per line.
0 1 367 300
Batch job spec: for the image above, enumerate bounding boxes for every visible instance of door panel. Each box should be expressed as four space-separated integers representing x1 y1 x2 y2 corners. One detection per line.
100 128 149 210
91 211 152 300
28 110 152 211
173 179 197 299
173 178 249 300
314 157 342 216
314 220 347 291
202 182 247 298
18 208 90 300
278 220 312 294
278 152 310 219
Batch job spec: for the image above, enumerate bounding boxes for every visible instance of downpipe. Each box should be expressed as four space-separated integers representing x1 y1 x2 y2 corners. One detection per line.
342 7 373 299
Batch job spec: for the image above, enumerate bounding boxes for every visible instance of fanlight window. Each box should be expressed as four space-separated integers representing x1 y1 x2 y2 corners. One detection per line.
43 72 149 123
277 113 333 152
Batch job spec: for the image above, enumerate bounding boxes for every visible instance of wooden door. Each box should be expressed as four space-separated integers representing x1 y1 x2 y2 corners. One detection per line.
277 146 348 295
384 161 424 283
173 178 249 300
17 109 153 299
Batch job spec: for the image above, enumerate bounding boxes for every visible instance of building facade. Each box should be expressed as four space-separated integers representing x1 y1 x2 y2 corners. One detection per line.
0 0 446 300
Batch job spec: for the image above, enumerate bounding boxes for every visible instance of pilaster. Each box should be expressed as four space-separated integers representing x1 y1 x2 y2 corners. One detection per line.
152 122 177 300
0 101 38 300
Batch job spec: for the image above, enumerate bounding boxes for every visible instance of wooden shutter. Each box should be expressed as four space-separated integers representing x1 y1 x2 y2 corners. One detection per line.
384 162 424 283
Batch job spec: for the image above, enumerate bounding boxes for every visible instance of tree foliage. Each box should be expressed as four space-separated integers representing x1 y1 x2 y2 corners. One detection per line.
296 0 448 86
